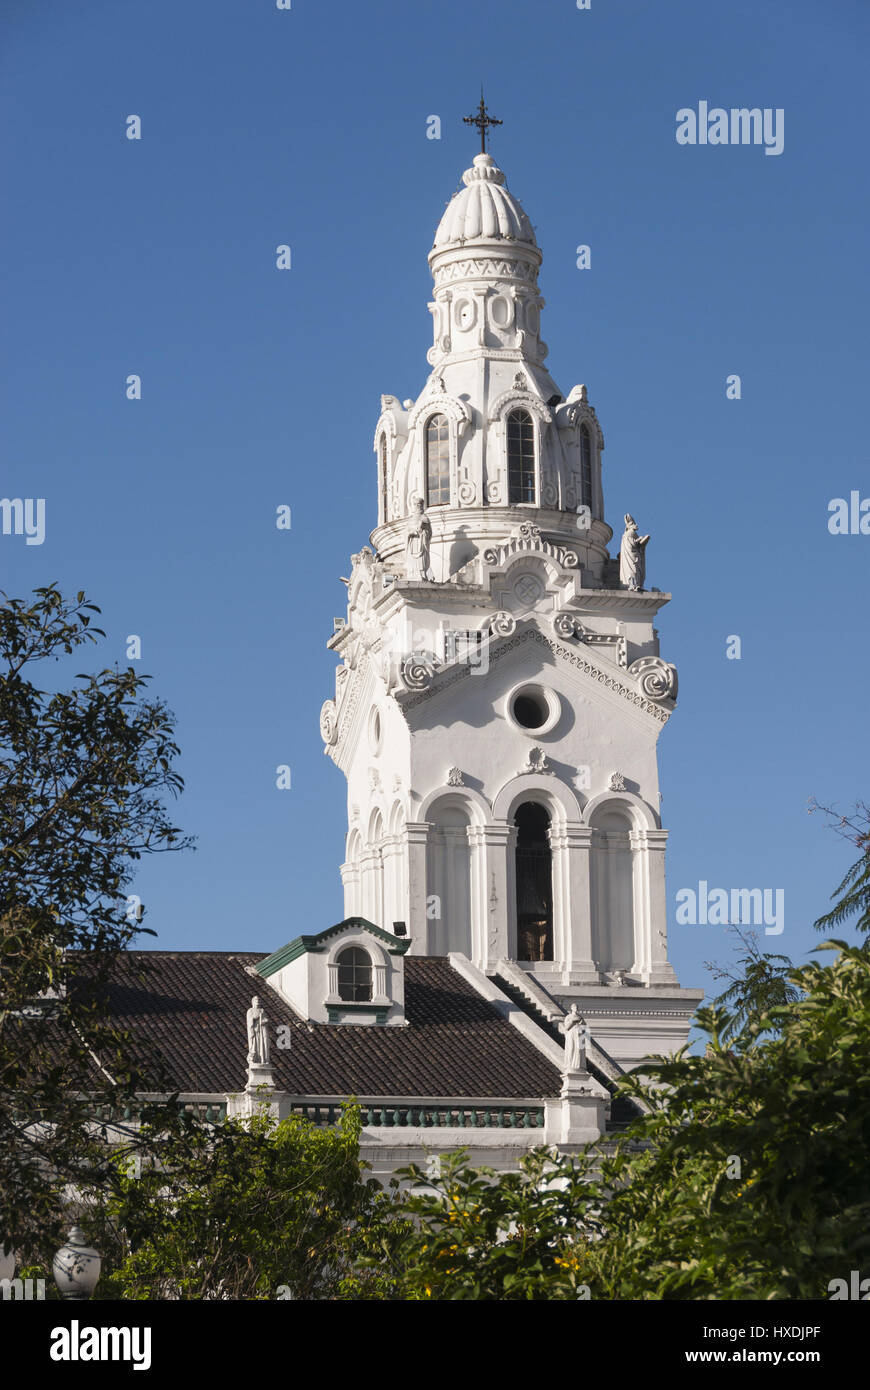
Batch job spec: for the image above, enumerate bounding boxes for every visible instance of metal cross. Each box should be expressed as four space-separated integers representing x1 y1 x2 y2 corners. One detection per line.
463 92 502 154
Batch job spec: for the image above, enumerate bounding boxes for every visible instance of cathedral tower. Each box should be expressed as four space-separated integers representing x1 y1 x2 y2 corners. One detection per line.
320 135 697 1065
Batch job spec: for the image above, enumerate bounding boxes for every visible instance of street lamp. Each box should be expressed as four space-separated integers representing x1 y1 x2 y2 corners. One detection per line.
52 1226 101 1300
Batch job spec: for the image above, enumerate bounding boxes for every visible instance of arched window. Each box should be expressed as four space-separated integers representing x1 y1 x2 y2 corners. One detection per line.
337 946 373 1002
425 414 450 506
507 409 536 504
514 802 553 961
579 424 592 510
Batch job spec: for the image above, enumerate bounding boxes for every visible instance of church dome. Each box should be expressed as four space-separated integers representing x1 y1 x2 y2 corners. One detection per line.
433 154 536 248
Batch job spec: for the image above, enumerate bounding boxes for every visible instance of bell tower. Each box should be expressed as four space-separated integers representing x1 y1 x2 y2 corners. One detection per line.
319 121 700 1065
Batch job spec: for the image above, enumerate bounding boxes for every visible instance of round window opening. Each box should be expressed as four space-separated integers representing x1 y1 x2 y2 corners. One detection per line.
513 693 547 729
506 682 561 737
368 706 382 754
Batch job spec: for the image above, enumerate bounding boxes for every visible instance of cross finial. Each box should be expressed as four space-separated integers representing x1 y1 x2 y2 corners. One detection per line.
463 89 502 155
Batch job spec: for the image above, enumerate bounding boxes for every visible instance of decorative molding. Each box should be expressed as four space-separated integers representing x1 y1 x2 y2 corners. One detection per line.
402 628 671 724
552 611 578 640
319 700 338 746
407 392 473 436
523 747 551 774
487 388 552 427
577 624 628 669
446 767 464 787
432 257 538 286
399 649 437 692
609 771 627 792
483 520 578 571
458 480 476 505
627 655 678 703
483 610 517 638
557 386 605 450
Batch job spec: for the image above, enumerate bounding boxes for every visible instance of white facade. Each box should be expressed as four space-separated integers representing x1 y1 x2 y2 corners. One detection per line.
320 151 701 1071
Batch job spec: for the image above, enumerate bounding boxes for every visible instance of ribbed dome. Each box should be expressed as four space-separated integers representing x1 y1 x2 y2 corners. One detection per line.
433 153 536 249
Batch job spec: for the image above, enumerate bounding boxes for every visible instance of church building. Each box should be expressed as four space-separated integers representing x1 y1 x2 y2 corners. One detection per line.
111 116 702 1176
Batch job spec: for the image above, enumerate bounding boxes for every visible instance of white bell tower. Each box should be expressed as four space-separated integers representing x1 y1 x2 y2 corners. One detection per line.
319 132 700 1065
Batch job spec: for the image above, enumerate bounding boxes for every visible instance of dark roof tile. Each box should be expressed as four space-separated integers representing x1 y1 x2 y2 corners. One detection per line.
87 952 562 1100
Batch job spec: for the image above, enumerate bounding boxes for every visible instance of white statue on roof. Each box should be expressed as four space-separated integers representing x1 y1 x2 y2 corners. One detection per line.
561 1004 589 1073
247 995 270 1066
405 499 434 581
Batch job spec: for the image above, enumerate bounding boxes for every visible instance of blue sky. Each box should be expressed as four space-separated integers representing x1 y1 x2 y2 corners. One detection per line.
2 0 868 1004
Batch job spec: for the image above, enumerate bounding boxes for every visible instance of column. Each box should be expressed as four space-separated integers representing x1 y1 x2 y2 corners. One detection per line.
359 848 383 928
404 822 433 952
632 828 677 984
340 861 360 919
549 822 597 983
467 824 516 972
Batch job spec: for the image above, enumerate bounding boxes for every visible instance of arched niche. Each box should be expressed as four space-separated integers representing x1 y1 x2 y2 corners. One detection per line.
589 803 636 973
425 796 473 956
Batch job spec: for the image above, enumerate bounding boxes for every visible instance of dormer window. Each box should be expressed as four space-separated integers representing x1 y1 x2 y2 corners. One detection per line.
337 946 373 1002
579 424 593 510
425 414 450 506
507 408 535 504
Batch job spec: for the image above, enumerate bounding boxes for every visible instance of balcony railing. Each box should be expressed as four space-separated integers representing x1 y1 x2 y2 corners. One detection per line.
287 1101 545 1130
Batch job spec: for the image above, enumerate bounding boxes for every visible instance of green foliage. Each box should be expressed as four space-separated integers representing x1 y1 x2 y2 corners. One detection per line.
0 585 195 1261
367 940 870 1300
96 1105 388 1301
705 927 801 1038
354 1148 595 1300
581 940 870 1299
812 800 870 938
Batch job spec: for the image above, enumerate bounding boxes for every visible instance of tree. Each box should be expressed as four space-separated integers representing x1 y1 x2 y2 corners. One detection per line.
0 585 194 1262
96 1106 390 1301
354 1147 595 1301
369 938 870 1300
704 926 801 1038
811 798 870 938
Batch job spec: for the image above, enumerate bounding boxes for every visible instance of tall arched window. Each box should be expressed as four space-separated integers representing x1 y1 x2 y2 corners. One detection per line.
514 802 553 961
337 946 373 1002
507 409 536 504
579 425 593 509
426 414 450 506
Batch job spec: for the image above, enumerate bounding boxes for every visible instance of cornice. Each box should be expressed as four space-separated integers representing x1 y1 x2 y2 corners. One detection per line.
398 625 673 725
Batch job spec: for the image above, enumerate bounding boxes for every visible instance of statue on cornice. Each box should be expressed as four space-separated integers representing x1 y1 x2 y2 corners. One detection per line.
561 1004 590 1073
619 514 650 592
247 995 270 1066
406 499 434 581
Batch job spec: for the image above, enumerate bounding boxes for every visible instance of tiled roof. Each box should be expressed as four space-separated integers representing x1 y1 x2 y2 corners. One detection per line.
86 952 563 1100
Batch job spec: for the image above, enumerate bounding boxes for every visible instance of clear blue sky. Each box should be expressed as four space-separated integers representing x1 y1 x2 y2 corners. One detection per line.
2 0 868 1003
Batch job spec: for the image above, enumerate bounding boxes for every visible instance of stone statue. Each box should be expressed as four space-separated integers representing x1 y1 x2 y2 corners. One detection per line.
561 1004 589 1073
246 995 270 1067
619 513 650 591
406 499 434 581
